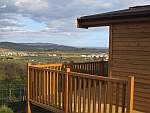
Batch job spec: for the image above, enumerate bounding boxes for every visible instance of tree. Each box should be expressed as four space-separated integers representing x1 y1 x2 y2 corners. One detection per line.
3 62 17 89
15 62 27 86
93 56 97 61
0 61 27 89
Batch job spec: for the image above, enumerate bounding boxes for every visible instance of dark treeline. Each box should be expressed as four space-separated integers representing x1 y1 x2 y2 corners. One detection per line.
0 61 27 89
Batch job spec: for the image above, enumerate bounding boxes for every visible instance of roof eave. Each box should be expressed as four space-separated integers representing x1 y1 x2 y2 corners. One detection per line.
77 10 150 28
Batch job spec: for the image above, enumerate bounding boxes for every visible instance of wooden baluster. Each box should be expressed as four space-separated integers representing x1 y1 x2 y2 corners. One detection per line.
93 62 95 75
115 83 120 113
84 63 86 74
88 79 91 112
122 84 126 113
36 70 38 102
74 76 77 112
62 73 65 110
41 70 44 104
83 78 86 112
58 73 61 109
30 68 32 100
69 75 72 112
93 79 96 113
55 68 58 108
32 69 36 100
91 63 93 74
88 63 90 74
78 77 82 113
65 68 70 113
104 81 108 113
80 64 82 73
48 71 50 106
96 62 98 75
45 70 47 105
98 81 102 113
32 69 34 100
38 70 41 102
51 72 54 107
43 70 46 104
109 82 113 113
100 62 102 76
85 64 87 74
79 64 81 73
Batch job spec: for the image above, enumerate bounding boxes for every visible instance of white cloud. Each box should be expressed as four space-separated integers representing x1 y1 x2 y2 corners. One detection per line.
0 19 26 27
42 27 59 33
61 32 72 36
0 4 6 8
0 27 24 32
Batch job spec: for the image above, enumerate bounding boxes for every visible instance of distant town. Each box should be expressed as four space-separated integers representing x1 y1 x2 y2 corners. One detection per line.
0 51 109 61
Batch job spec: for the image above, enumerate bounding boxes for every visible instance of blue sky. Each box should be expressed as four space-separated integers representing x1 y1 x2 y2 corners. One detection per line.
22 17 46 30
0 0 149 47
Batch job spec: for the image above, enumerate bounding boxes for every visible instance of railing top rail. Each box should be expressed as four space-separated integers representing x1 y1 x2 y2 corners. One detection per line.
68 72 127 84
29 66 65 74
72 61 108 65
30 61 108 68
31 63 63 67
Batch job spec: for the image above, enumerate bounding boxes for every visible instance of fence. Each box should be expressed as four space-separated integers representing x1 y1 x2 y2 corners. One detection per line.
0 87 26 107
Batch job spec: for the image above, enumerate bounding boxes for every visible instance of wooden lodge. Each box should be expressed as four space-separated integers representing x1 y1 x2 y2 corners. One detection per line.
27 5 150 113
77 5 150 112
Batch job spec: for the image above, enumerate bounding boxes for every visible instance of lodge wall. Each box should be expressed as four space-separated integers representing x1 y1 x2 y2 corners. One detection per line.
111 21 150 112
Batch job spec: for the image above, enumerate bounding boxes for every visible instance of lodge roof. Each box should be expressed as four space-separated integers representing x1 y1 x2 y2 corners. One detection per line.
77 5 150 28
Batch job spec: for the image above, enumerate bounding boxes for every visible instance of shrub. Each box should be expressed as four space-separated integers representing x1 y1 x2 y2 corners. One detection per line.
0 105 13 113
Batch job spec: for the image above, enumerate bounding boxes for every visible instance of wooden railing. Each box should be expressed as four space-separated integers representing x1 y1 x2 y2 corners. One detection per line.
67 61 108 76
31 61 108 76
27 62 134 113
67 72 134 113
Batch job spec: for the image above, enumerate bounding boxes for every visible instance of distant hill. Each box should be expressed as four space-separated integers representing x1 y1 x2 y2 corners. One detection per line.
0 42 77 52
0 42 108 52
0 42 38 51
20 43 77 51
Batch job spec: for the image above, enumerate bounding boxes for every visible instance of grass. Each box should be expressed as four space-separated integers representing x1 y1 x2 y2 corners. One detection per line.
0 105 13 113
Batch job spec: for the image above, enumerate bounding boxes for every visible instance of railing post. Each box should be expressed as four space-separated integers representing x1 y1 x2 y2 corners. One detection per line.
65 68 70 113
27 63 31 113
127 76 134 113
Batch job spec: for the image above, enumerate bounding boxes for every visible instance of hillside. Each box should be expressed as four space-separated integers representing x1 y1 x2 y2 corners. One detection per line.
0 42 39 51
21 43 77 51
0 42 77 52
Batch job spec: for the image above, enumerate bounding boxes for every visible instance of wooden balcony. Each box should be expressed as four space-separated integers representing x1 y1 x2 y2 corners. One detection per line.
27 61 134 113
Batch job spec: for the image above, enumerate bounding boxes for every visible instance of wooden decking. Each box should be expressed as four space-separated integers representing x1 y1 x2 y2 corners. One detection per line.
27 62 135 113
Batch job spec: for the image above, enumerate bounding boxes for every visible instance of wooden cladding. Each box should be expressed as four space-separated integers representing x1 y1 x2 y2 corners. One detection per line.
27 63 134 113
111 21 150 112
